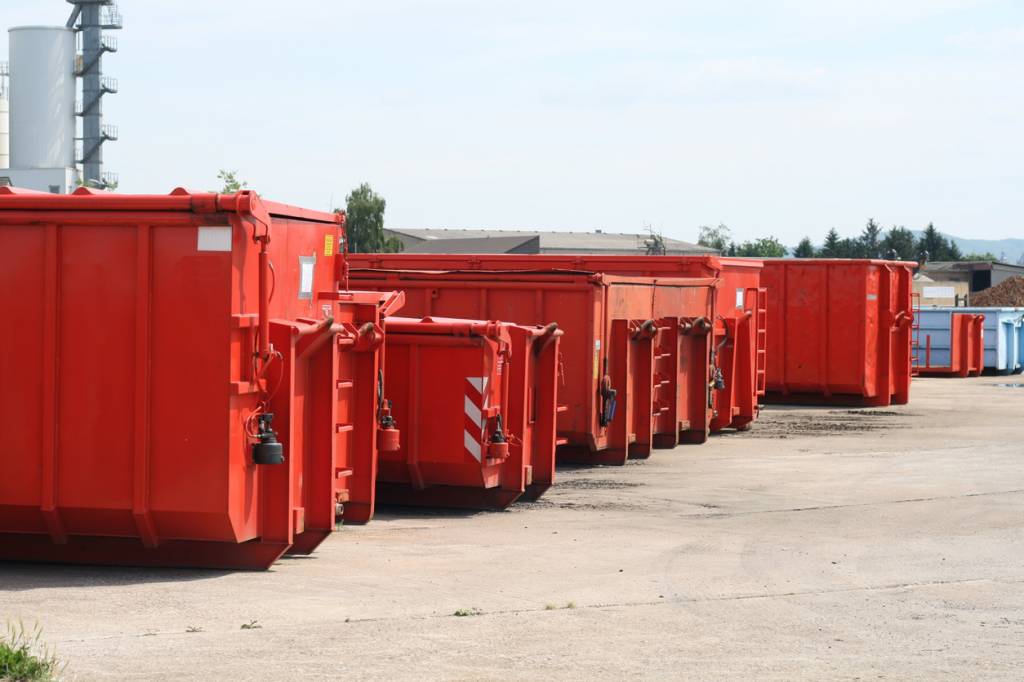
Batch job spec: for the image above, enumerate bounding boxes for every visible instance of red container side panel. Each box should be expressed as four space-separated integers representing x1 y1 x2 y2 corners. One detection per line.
377 317 561 509
0 187 401 569
760 259 915 406
707 262 766 431
346 258 717 464
967 315 986 376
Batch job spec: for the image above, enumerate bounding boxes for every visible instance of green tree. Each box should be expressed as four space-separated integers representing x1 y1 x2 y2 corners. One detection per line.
216 169 248 194
344 183 403 253
697 224 731 252
916 223 954 262
880 226 917 260
859 219 883 258
734 237 787 258
818 228 842 257
837 237 865 258
793 237 816 258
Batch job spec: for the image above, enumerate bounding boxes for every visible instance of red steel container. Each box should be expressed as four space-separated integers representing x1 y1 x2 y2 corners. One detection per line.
347 254 718 465
0 187 402 569
760 258 915 406
480 255 768 432
918 312 985 377
377 316 562 509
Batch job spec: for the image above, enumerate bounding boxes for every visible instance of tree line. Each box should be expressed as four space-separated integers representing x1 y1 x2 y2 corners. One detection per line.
698 221 997 262
215 170 996 262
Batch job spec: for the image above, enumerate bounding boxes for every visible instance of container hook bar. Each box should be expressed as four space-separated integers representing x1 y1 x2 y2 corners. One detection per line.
221 191 275 363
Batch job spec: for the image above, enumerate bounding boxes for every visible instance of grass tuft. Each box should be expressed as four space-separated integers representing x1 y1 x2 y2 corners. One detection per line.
240 620 262 630
0 622 62 682
452 608 483 617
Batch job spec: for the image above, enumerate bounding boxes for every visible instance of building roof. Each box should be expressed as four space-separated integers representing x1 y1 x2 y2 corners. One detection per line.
385 227 716 255
402 235 537 254
922 260 1024 273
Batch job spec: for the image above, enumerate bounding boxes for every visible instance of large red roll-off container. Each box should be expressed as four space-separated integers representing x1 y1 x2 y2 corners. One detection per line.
759 258 915 406
491 255 767 432
347 254 718 465
377 316 562 509
0 187 403 569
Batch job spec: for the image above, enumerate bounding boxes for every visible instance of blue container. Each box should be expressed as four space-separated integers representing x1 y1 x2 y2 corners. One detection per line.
917 309 959 371
923 307 1024 374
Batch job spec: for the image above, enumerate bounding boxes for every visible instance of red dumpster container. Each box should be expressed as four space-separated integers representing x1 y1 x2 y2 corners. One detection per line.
377 316 562 509
0 187 402 569
347 254 718 465
466 255 767 432
918 312 985 377
760 258 915 406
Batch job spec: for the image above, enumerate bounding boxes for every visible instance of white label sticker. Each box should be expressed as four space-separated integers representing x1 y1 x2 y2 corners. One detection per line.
299 256 315 300
923 286 955 298
197 226 232 252
736 288 745 309
867 294 878 301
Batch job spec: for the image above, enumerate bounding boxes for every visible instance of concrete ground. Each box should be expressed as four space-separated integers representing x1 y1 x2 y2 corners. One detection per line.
2 375 1023 680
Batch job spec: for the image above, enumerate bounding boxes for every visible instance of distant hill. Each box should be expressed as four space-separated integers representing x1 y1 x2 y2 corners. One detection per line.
912 231 1024 264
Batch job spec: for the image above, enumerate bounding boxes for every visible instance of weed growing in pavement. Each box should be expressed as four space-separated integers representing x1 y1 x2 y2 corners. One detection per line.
240 620 262 630
452 608 483 617
0 622 62 682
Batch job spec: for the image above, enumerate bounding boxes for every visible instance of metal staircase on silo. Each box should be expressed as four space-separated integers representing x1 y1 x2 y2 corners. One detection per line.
67 0 122 189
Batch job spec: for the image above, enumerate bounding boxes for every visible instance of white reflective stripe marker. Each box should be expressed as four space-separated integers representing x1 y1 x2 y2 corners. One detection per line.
464 394 481 427
464 376 488 461
464 430 482 462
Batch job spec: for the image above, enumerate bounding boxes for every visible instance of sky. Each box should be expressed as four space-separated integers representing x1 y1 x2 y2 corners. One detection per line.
2 0 1022 245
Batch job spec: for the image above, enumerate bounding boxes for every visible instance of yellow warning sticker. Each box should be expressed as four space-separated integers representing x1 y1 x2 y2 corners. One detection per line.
324 234 335 257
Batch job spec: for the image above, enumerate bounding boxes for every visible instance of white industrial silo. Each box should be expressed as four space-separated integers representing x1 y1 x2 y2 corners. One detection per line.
0 62 8 169
0 92 8 170
8 26 76 170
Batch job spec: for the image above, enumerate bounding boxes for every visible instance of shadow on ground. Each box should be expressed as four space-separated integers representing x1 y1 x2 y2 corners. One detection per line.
0 562 232 591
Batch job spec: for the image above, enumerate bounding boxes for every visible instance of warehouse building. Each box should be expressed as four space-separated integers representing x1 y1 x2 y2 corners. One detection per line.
920 260 1024 297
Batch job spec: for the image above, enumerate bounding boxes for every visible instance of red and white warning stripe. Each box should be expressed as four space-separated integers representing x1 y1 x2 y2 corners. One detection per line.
464 376 489 461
